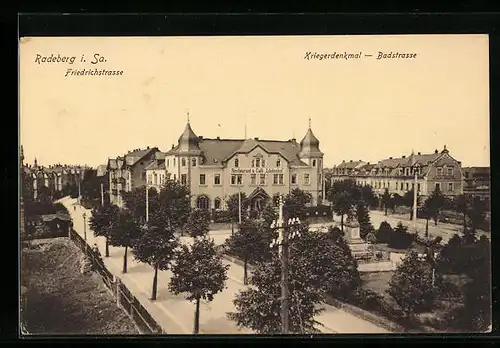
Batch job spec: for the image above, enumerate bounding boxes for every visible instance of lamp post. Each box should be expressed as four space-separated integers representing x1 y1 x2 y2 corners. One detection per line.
101 182 104 206
269 195 302 334
78 177 82 205
82 211 87 243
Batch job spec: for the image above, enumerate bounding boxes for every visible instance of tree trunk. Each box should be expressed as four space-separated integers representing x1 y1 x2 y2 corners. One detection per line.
231 221 234 236
463 213 467 234
151 263 159 301
243 258 248 285
434 214 438 226
384 205 387 216
105 236 110 257
425 218 429 239
340 214 344 232
122 245 128 273
193 297 201 334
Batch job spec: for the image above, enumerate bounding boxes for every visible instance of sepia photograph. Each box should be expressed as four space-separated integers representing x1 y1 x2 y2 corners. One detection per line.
19 34 491 335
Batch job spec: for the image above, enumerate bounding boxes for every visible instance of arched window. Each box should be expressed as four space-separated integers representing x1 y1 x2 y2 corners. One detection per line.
312 159 316 167
197 195 210 210
235 158 239 168
276 159 281 167
214 197 221 210
182 158 186 167
192 158 196 167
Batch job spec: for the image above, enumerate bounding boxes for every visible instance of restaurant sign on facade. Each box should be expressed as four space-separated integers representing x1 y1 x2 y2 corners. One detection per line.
231 168 284 174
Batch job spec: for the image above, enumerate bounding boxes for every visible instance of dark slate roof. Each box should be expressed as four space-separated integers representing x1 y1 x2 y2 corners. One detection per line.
145 159 166 170
336 160 366 170
124 148 158 166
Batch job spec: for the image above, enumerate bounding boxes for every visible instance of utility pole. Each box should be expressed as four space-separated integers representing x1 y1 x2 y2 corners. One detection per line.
238 184 242 224
413 169 418 232
101 182 104 206
145 182 149 223
78 176 82 205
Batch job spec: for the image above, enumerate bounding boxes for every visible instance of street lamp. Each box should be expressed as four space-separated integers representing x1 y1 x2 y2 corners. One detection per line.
269 195 302 334
82 211 87 243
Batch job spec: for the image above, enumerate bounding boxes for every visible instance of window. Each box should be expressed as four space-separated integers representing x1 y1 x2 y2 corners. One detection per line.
435 183 441 191
447 167 453 176
231 174 243 185
251 174 256 185
214 174 221 185
147 174 152 184
387 182 390 189
262 159 266 167
406 183 409 191
319 159 322 168
412 183 415 190
312 159 316 167
173 158 176 166
154 173 158 185
278 174 284 185
235 159 239 168
251 160 255 167
448 183 453 191
214 198 221 210
400 182 404 190
417 183 421 192
276 159 281 167
197 196 210 210
260 174 266 185
304 173 310 185
291 173 297 184
192 158 196 167
167 159 169 167
273 174 283 185
199 174 206 185
273 174 279 185
181 158 185 167
181 174 187 186
437 168 443 176
256 158 260 167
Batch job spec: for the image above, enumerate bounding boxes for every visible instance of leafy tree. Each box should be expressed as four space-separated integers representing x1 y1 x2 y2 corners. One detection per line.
154 180 192 235
387 251 437 319
331 191 354 232
424 188 447 226
109 210 141 273
466 196 487 243
358 185 379 209
283 188 312 221
260 202 278 228
387 222 414 250
392 193 403 213
453 194 469 234
133 225 179 300
381 189 391 216
122 186 159 223
376 221 394 244
169 237 228 334
184 208 211 238
226 192 249 232
227 218 272 284
88 203 120 257
355 201 374 239
228 226 361 333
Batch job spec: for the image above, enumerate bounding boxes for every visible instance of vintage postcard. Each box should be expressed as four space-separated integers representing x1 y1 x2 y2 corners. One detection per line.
19 34 491 335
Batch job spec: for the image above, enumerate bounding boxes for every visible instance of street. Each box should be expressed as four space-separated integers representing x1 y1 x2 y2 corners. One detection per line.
60 197 390 334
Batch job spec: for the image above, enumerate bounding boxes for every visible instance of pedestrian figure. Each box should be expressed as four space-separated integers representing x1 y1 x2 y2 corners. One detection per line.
73 206 76 211
91 243 103 271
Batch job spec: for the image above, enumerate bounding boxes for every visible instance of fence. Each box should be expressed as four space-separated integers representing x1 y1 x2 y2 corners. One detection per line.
68 228 163 334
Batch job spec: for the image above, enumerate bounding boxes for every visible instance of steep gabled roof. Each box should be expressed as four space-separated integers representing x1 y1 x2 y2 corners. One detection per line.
124 147 158 166
145 159 166 171
337 160 366 170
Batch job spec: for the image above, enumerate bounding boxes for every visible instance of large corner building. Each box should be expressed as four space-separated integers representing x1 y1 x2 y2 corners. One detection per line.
146 121 325 211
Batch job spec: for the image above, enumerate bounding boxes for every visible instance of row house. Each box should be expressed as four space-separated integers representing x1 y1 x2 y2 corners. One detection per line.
462 166 490 206
145 120 325 212
328 146 464 199
107 147 160 207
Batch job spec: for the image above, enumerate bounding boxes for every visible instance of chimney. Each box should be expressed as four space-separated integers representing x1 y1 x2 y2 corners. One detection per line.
350 160 353 162
418 152 421 155
402 156 406 158
389 157 393 159
435 149 438 154
367 162 370 165
254 137 259 140
171 144 175 149
147 146 149 149
216 136 220 140
199 136 204 140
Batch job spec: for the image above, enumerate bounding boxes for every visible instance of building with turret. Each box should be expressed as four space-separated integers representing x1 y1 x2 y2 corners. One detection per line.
145 119 325 211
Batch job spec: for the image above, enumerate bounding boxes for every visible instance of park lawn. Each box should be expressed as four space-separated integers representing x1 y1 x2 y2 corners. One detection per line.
21 237 138 335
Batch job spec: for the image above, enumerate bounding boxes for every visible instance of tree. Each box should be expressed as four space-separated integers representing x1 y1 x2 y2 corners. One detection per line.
466 196 487 243
227 218 272 284
169 237 228 334
133 225 179 300
424 188 447 226
392 193 403 213
403 189 421 220
122 186 159 223
453 194 469 234
228 226 361 333
331 191 354 232
109 210 141 273
226 192 249 232
283 188 312 221
420 201 432 239
184 208 211 238
260 202 278 228
381 189 391 216
355 201 374 239
387 222 414 250
387 251 437 319
133 180 192 299
88 203 120 257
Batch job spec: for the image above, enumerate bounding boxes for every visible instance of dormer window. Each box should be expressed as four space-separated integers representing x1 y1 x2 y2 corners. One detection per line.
276 159 281 167
437 167 443 176
235 158 239 168
256 158 261 167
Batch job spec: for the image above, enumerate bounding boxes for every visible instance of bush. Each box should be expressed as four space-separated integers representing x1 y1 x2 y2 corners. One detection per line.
365 232 377 244
387 222 415 250
349 288 383 311
213 210 232 223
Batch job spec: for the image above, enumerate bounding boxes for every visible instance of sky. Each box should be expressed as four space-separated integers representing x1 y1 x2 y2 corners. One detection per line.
19 35 490 168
